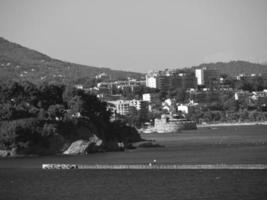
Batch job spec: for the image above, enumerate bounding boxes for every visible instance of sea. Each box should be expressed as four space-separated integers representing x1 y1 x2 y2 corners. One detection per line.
1 125 267 199
0 169 267 200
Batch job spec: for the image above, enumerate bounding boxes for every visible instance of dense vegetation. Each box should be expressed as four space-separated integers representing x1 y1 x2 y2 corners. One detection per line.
185 90 267 124
193 61 267 76
0 81 141 155
0 37 143 84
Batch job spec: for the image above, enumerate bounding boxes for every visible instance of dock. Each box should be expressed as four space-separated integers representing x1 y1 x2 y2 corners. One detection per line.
42 164 267 170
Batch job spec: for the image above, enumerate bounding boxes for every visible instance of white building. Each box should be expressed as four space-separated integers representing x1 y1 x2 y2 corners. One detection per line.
177 101 198 114
74 84 84 90
234 92 239 101
108 99 148 115
95 72 109 80
143 93 151 102
146 74 157 88
108 100 130 115
195 69 204 85
129 99 142 110
195 68 218 86
177 104 190 114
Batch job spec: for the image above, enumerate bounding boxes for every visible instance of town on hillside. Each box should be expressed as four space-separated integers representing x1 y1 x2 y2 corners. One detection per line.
74 67 267 133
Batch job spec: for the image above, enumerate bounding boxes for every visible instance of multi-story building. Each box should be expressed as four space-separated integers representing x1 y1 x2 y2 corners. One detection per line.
204 68 218 86
170 74 182 89
169 72 196 90
157 75 170 91
146 70 196 90
181 73 196 89
146 74 158 88
129 99 142 110
195 69 204 85
108 99 149 116
143 93 151 102
195 68 219 87
108 100 130 115
130 99 149 112
177 104 196 114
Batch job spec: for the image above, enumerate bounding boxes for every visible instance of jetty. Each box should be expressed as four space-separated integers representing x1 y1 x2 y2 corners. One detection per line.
42 164 267 170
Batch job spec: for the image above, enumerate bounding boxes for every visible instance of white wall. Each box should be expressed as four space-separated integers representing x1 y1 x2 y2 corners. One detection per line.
146 75 157 88
195 69 204 85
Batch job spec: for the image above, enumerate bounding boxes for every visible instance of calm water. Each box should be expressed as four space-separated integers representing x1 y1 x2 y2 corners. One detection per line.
0 169 267 200
1 125 267 168
1 126 267 199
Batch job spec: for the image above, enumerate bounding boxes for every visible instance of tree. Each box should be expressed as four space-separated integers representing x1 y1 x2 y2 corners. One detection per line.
235 79 253 92
0 103 14 120
37 83 65 109
0 81 142 154
47 104 65 120
251 76 264 91
67 91 111 122
107 120 141 143
223 97 238 112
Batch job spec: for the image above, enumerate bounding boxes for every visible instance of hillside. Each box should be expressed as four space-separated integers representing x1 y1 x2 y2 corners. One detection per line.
192 61 267 76
0 37 143 84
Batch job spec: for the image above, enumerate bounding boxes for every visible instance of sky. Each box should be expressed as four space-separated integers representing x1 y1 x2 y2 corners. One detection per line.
0 0 267 72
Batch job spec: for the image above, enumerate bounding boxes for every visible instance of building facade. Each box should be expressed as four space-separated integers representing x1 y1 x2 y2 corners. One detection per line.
146 74 157 88
108 99 149 116
195 69 204 85
195 68 219 87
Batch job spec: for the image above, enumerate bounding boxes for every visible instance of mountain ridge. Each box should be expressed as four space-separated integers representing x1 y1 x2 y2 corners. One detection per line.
0 37 143 84
1 37 267 84
192 60 267 76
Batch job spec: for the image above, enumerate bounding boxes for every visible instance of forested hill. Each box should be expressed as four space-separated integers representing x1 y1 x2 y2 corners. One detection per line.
0 37 143 84
192 61 267 76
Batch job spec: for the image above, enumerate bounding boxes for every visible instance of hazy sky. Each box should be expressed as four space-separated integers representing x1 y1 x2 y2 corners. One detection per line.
0 0 267 72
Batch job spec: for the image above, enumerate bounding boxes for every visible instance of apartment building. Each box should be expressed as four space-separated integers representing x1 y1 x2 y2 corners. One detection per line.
195 68 219 87
108 99 149 116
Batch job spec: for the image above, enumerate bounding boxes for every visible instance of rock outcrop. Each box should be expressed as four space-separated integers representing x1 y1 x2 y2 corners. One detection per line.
63 135 103 155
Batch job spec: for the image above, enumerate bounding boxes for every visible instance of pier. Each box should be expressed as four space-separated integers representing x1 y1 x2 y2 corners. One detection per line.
42 164 267 170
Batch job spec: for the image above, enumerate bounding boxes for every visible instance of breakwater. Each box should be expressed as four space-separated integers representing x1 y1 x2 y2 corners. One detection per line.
42 164 267 170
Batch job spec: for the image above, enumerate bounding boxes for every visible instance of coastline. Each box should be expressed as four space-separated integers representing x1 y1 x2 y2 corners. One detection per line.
197 121 267 128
